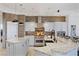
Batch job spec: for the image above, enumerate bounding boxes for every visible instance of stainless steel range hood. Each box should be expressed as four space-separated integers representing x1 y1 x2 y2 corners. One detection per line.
37 16 43 28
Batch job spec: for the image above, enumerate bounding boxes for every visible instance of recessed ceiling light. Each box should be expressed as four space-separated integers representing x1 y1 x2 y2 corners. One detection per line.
48 8 50 10
32 8 34 10
19 4 23 6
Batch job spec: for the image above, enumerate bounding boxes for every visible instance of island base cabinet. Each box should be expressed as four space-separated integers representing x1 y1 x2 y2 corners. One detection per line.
6 40 28 56
6 43 14 56
14 43 27 56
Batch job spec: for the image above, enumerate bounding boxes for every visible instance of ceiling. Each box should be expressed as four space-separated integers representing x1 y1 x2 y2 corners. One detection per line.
0 3 79 15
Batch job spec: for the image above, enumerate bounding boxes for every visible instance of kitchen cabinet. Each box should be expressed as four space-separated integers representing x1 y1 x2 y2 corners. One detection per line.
25 36 34 46
17 15 25 37
7 22 18 40
6 39 28 56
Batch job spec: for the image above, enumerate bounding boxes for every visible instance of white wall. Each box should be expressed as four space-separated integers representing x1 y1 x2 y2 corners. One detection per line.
25 22 37 31
55 22 67 32
0 11 2 31
43 22 55 31
44 22 67 35
68 15 79 36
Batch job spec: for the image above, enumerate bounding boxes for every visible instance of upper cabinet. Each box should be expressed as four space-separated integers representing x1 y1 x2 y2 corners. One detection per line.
25 16 38 22
25 16 65 23
3 12 66 22
18 15 25 24
41 16 66 22
17 15 25 37
3 13 16 21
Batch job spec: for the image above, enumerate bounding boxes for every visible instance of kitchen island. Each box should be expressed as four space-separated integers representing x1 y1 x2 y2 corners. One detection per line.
6 38 29 56
27 36 78 56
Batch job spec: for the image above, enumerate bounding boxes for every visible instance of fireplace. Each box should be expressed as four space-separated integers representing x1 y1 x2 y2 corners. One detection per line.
34 27 45 47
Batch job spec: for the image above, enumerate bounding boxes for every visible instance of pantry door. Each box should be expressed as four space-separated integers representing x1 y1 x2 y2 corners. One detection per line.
7 22 18 40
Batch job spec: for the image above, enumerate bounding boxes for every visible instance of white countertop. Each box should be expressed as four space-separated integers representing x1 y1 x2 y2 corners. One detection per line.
28 37 78 56
6 37 28 43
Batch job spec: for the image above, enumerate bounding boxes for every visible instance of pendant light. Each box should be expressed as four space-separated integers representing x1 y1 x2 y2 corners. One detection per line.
12 4 18 22
19 3 24 24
